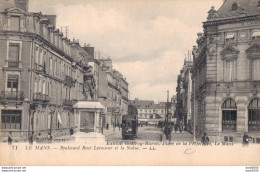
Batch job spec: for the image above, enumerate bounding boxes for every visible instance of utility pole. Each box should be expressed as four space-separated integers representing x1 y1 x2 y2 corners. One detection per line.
193 79 196 141
166 90 169 123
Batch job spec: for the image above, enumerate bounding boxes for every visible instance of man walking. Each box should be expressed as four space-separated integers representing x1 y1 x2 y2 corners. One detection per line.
242 132 252 147
201 132 210 145
8 131 12 145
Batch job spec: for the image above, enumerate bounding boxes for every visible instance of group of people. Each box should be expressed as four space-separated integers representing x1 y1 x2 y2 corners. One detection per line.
106 122 122 131
7 127 76 145
200 132 253 146
173 122 184 133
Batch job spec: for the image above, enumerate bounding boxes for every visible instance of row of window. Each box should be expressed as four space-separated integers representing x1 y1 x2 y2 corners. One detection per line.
221 98 260 132
8 14 71 56
138 114 158 119
224 58 260 81
1 110 72 130
225 30 260 43
33 75 71 102
35 45 72 79
139 109 165 113
5 74 71 104
7 42 73 82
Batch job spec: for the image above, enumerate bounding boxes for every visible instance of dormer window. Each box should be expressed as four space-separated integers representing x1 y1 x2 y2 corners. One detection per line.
225 33 235 43
231 3 238 11
252 30 260 40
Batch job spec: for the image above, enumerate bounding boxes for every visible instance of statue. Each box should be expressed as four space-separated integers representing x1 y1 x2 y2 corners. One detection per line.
82 65 96 100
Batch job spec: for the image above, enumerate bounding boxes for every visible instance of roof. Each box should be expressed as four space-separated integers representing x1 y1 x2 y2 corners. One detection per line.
0 0 16 12
216 0 260 19
130 99 154 107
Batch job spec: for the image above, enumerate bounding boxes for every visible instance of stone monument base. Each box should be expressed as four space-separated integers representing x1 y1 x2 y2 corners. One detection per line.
73 101 104 133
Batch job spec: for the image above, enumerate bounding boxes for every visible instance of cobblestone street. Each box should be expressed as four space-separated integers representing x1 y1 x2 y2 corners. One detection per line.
103 126 162 141
103 126 194 142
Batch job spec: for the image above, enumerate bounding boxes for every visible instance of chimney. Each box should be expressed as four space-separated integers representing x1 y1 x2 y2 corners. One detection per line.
197 32 203 38
14 0 29 12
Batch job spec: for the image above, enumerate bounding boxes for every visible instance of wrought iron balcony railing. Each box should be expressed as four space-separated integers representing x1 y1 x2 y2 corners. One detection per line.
0 91 25 101
43 94 50 102
33 93 44 101
8 61 19 68
63 99 73 106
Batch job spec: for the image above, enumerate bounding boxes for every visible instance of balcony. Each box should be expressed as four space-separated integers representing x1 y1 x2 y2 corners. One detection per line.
43 94 50 102
7 61 19 68
64 75 75 87
0 91 25 101
122 96 128 101
63 99 73 106
33 93 44 101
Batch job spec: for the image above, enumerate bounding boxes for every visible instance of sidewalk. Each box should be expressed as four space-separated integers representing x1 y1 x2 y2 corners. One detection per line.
103 127 122 140
162 131 194 142
45 131 106 144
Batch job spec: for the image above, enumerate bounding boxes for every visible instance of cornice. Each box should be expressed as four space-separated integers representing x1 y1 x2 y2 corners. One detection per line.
203 14 260 27
0 30 74 63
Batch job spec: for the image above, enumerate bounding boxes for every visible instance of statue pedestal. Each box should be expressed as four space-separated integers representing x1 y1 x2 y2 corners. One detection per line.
73 101 104 133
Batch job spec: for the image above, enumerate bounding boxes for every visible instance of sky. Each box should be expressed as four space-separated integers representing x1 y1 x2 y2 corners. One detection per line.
29 0 223 103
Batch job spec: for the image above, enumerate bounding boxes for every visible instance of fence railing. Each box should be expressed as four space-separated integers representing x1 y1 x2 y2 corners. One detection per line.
0 91 24 101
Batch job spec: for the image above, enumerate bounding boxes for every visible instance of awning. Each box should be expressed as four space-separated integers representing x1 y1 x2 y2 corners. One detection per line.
252 31 260 37
226 33 235 39
57 113 62 124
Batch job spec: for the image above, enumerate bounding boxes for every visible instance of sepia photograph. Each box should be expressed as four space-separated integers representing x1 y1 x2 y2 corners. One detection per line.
0 0 260 167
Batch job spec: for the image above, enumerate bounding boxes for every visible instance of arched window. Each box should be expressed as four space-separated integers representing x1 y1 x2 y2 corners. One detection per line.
248 98 260 132
232 3 238 10
222 98 237 131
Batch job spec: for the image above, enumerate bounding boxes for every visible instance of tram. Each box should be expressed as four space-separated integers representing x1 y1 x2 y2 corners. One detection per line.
121 105 138 140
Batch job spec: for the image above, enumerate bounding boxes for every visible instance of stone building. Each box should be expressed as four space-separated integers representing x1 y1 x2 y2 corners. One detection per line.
130 98 175 124
191 0 260 143
98 58 129 126
175 58 193 131
0 1 98 140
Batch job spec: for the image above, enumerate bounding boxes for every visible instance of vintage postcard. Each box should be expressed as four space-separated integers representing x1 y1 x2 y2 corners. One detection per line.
0 0 260 166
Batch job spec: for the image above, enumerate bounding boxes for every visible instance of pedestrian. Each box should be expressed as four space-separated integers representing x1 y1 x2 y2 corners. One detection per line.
36 132 41 142
29 131 34 144
70 127 74 135
179 120 183 133
242 132 252 147
174 124 178 133
47 131 53 142
201 132 210 145
119 123 121 131
113 123 115 131
8 131 12 145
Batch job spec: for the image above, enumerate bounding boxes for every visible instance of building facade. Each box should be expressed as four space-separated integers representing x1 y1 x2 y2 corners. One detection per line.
130 98 175 124
191 0 260 143
175 59 193 131
0 1 98 140
98 58 129 126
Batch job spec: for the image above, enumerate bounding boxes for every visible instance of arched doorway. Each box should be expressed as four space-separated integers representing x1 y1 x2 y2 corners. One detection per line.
248 98 260 132
222 98 237 131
